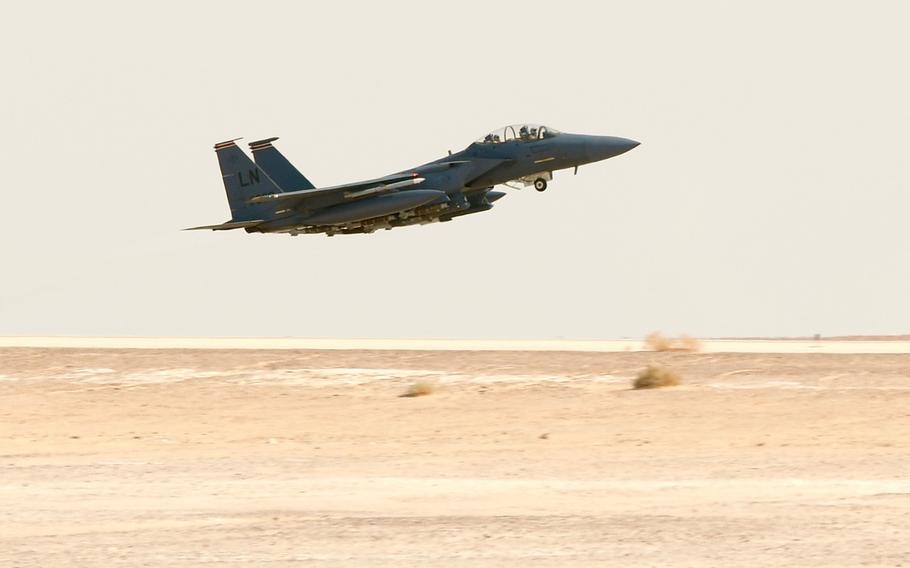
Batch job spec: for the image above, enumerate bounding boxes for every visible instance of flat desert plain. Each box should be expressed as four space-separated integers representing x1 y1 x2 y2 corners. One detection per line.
1 343 910 566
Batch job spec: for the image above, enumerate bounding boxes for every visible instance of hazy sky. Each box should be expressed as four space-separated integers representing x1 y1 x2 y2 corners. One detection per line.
2 1 908 339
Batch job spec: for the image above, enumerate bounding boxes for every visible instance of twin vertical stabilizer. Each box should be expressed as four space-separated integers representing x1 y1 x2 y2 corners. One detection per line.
249 137 316 191
210 137 316 223
213 139 283 222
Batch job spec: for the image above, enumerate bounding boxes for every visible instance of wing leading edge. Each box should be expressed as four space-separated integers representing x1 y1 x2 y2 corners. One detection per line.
248 173 426 205
184 219 264 231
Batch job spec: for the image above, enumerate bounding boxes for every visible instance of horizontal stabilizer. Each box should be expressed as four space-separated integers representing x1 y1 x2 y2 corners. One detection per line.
183 219 265 231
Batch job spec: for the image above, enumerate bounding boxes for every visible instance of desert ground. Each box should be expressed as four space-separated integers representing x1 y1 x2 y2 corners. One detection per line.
2 342 910 566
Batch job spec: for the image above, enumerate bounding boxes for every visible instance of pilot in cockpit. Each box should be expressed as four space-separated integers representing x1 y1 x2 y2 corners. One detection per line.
519 125 530 140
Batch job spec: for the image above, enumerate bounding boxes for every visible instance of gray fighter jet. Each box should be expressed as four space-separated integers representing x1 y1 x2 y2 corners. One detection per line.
187 124 639 236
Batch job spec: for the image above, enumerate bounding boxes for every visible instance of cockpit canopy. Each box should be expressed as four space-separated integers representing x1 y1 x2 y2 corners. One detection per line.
475 124 561 144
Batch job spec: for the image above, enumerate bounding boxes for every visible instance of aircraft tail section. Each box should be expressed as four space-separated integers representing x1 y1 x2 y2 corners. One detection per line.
250 137 316 191
214 139 284 221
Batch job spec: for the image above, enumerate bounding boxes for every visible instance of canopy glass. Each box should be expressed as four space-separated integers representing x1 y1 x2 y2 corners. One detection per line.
475 124 560 144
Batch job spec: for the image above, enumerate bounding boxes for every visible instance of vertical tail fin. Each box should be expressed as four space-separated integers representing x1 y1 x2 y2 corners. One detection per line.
249 137 316 191
214 139 284 221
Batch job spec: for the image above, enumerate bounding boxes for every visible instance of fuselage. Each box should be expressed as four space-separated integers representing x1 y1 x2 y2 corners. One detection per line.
410 132 640 193
246 125 639 235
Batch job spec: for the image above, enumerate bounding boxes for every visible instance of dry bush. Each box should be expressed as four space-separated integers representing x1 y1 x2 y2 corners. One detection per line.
644 332 674 352
678 334 703 352
400 380 436 398
633 365 682 390
644 331 702 353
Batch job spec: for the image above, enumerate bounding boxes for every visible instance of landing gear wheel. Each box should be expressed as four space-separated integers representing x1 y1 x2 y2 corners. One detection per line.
534 178 548 192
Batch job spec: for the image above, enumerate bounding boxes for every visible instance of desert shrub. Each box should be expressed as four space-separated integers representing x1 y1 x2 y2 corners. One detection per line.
644 332 673 351
644 331 702 353
677 335 703 352
633 365 681 389
401 380 435 398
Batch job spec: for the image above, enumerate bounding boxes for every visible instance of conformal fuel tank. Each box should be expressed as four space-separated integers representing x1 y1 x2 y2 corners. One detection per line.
302 190 447 226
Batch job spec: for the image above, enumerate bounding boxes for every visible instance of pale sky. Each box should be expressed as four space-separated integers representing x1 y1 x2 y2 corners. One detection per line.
1 1 908 339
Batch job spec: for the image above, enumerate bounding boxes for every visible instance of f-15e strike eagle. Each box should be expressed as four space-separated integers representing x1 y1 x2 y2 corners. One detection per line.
187 124 639 236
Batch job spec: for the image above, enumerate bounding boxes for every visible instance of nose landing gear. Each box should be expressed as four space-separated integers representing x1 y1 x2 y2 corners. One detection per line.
503 172 553 191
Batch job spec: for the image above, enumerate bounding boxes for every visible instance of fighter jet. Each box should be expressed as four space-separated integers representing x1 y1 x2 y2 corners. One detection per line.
186 124 639 236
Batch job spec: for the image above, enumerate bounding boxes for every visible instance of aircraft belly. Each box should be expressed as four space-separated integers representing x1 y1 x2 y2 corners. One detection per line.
301 190 446 226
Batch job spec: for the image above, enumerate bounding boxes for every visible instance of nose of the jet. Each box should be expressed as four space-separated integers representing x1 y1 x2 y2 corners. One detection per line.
585 136 640 161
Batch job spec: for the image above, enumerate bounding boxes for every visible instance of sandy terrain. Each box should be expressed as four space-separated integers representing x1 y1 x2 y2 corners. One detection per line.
4 336 910 353
2 346 909 566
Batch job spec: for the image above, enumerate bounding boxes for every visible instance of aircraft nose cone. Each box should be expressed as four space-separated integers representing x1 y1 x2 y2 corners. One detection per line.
586 136 640 161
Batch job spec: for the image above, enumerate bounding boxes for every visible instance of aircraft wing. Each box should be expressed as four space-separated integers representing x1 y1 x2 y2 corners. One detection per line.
183 219 264 231
248 172 426 206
